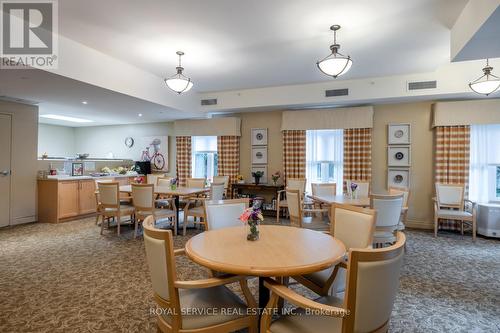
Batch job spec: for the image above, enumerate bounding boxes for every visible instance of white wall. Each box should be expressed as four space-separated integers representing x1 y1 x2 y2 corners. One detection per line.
38 124 76 157
0 100 38 225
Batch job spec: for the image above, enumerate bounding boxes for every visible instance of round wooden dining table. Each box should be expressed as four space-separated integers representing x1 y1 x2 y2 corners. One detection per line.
185 225 346 309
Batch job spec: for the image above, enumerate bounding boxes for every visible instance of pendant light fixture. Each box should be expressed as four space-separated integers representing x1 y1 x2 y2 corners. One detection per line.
469 59 500 96
317 25 352 78
164 51 193 94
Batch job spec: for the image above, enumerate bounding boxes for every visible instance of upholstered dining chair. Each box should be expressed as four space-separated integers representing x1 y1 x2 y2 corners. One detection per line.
276 178 307 223
261 232 406 333
434 183 476 241
205 198 250 230
142 216 258 333
94 179 114 225
389 186 410 231
371 193 404 247
293 203 376 297
345 180 370 197
131 183 177 238
147 173 167 185
213 175 230 197
311 183 337 218
157 176 174 187
183 183 225 235
286 189 327 228
186 177 206 188
98 182 135 236
155 176 175 209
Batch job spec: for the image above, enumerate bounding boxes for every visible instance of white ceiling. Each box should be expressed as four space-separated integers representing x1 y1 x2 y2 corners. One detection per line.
59 0 468 92
0 68 200 126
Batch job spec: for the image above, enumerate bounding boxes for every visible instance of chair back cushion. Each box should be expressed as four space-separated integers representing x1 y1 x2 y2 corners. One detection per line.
287 178 306 197
436 184 464 208
389 187 410 207
132 184 154 209
157 177 173 187
206 202 246 230
286 190 301 220
333 205 375 250
144 233 170 301
98 182 119 206
311 183 337 197
210 183 225 201
147 174 165 185
346 180 370 197
371 194 403 228
346 233 406 333
213 175 230 189
187 178 206 188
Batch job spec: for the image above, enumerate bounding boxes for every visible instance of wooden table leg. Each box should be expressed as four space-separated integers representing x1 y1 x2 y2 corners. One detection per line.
258 276 269 310
174 195 180 235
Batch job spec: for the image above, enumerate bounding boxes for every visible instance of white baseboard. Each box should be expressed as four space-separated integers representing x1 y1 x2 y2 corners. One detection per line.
405 218 433 230
11 215 37 225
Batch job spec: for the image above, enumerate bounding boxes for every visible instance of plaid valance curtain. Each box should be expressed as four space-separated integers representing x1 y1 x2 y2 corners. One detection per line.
217 136 240 184
282 130 306 181
434 125 470 231
176 136 192 187
343 128 372 191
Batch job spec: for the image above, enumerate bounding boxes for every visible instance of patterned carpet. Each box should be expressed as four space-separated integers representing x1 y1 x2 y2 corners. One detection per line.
0 217 499 333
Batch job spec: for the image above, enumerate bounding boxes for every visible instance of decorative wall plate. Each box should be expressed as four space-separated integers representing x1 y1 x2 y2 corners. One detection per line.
388 146 411 167
388 168 410 188
388 123 411 144
252 146 268 164
251 128 268 146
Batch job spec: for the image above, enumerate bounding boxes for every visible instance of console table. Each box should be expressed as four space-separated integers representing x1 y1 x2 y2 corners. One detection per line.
230 183 284 216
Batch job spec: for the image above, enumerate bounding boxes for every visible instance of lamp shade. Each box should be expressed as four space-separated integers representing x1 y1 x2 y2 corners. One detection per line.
165 76 193 94
469 78 500 96
317 55 352 78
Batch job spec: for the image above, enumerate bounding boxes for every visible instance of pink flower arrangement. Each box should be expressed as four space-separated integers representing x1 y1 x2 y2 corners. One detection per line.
239 207 264 223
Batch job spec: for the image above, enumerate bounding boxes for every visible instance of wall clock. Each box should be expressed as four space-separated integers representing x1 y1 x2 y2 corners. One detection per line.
125 137 134 148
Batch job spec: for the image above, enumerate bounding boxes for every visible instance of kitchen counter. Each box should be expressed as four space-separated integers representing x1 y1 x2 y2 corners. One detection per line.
41 174 142 181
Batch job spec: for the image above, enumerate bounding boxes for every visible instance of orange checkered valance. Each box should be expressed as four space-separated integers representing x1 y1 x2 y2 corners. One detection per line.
282 130 306 181
176 136 191 187
343 128 372 190
217 136 240 184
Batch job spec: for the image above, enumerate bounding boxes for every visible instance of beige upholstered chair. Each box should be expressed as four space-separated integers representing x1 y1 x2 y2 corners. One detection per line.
389 186 410 231
294 203 376 297
186 178 206 188
371 193 404 247
346 180 370 197
142 216 258 333
147 173 167 185
286 189 327 228
213 175 230 197
94 179 114 225
183 183 225 235
157 176 174 187
98 182 135 236
131 184 177 238
434 183 476 241
276 178 307 222
311 183 337 218
260 232 406 333
205 198 250 230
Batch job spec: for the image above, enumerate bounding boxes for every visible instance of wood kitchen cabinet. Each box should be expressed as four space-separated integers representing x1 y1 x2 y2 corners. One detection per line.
58 181 80 219
78 180 97 215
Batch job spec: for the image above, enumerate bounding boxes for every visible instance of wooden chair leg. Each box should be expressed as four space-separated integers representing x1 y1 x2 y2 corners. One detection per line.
117 215 121 235
100 215 106 235
183 215 188 236
434 215 438 238
276 203 280 223
134 217 139 239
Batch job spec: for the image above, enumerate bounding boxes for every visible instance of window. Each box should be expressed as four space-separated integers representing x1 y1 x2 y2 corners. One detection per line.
305 129 343 194
191 136 218 182
469 124 500 203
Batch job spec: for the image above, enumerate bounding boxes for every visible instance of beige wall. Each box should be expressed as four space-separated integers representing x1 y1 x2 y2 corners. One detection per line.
0 100 38 225
237 111 283 182
372 102 434 229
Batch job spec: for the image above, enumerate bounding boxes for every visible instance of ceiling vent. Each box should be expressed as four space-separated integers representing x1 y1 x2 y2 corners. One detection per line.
407 80 437 91
201 98 217 106
0 95 39 105
325 88 349 97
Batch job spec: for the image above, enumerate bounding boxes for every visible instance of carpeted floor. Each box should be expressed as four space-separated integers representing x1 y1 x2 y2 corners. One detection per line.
0 217 499 333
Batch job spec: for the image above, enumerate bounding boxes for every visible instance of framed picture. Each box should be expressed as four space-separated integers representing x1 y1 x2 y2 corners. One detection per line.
141 136 169 172
251 128 268 146
388 123 411 145
388 146 411 167
388 168 410 188
252 146 268 164
251 165 268 184
72 162 84 176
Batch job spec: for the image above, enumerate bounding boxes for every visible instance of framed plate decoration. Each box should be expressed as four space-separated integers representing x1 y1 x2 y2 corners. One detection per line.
388 168 410 188
252 146 268 164
388 146 411 167
251 128 268 146
388 123 411 145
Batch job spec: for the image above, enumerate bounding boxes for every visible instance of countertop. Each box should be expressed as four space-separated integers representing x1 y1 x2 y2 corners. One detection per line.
39 174 143 181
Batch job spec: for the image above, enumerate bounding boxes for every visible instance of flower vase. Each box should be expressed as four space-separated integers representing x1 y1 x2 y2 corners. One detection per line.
247 220 259 241
352 190 358 199
170 184 177 190
254 176 261 185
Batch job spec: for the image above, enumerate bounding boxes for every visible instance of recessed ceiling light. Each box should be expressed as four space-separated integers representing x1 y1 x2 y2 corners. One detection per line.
138 113 143 117
40 114 94 123
81 101 88 105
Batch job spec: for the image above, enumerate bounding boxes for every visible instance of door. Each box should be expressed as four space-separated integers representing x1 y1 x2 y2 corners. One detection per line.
58 181 79 219
78 180 97 214
0 114 12 227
